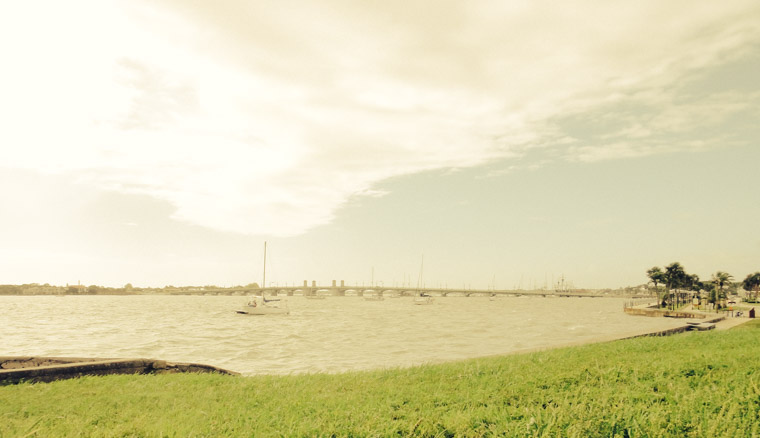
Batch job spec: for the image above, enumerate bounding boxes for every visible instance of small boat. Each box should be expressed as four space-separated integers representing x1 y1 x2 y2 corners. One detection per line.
413 295 434 305
237 242 289 315
412 255 433 305
237 295 289 315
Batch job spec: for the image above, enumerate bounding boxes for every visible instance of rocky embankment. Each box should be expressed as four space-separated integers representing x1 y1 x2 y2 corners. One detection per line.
0 356 238 385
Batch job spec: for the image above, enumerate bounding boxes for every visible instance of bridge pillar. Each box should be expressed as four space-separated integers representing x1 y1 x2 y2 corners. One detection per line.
303 280 308 287
312 280 316 288
341 280 345 287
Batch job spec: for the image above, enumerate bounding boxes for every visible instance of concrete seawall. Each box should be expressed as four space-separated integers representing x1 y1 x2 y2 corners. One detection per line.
0 356 238 385
620 315 726 340
624 307 712 319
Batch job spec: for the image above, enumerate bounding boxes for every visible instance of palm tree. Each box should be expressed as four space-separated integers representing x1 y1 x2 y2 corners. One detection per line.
742 272 760 302
646 267 665 303
711 271 733 311
664 262 687 311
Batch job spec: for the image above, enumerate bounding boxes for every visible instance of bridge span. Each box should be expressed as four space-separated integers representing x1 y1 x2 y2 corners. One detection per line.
179 280 603 298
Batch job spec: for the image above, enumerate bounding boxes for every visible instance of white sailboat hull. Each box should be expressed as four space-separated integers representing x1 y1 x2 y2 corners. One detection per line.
237 305 290 315
413 296 434 305
238 296 290 315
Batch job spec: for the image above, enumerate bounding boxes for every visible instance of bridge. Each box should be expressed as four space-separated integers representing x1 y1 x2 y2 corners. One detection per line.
174 280 603 298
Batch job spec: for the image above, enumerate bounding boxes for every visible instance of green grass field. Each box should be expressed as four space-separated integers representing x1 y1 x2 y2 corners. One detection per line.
2 322 759 437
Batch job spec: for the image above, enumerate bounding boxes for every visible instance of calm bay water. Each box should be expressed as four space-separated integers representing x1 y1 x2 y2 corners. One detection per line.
1 295 684 375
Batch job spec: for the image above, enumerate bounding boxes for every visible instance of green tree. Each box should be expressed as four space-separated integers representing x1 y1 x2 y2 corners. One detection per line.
711 271 733 310
646 267 665 297
663 262 687 310
742 272 760 302
683 274 701 292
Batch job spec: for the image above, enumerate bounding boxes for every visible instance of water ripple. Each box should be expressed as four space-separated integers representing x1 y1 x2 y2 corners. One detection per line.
0 295 684 375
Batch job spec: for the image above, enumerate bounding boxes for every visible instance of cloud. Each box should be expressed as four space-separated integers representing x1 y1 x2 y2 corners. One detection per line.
557 88 760 163
1 0 758 236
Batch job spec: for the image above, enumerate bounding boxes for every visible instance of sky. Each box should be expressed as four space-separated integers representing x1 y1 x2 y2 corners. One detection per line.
1 1 758 290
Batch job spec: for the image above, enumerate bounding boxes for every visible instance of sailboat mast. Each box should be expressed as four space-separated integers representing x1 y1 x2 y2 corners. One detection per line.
416 255 424 293
262 241 267 289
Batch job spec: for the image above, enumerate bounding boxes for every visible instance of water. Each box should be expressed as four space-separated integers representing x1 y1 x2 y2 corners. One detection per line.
0 295 684 375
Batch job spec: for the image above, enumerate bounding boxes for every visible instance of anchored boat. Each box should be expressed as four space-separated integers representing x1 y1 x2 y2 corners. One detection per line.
238 241 289 315
412 255 434 305
413 293 434 305
238 295 290 315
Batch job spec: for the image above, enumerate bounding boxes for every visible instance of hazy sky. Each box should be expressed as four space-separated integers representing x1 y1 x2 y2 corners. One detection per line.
1 1 758 289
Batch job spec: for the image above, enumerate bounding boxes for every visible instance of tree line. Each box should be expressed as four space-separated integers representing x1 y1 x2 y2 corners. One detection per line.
646 263 760 311
0 283 263 295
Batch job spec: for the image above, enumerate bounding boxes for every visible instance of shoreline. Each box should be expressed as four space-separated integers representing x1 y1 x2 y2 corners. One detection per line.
5 314 751 384
3 296 754 379
486 306 755 360
4 321 760 436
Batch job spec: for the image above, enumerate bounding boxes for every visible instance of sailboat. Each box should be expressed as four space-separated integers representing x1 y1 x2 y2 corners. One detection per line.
413 255 434 305
238 294 289 315
413 293 434 305
237 242 290 315
555 275 572 294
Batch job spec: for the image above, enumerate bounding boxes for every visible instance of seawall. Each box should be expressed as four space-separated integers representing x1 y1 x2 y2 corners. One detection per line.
624 307 713 319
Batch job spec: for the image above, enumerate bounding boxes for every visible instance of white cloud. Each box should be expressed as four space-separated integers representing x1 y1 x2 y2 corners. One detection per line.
1 0 758 236
559 88 760 163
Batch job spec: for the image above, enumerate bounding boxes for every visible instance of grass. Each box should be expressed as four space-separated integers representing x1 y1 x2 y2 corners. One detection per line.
2 326 760 437
731 318 760 330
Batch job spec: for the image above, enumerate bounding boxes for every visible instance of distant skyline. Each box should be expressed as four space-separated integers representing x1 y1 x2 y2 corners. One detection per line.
1 1 759 289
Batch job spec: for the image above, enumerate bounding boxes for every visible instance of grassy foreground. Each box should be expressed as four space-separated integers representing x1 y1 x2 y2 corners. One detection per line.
2 324 759 437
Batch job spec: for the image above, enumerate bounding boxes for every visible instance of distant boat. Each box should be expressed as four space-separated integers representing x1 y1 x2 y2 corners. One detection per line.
412 255 434 305
238 241 289 315
413 293 434 305
555 275 573 294
237 295 290 315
